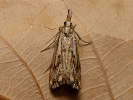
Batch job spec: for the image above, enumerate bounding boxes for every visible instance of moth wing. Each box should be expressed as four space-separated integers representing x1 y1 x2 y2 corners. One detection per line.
70 33 81 89
49 34 62 89
49 32 81 89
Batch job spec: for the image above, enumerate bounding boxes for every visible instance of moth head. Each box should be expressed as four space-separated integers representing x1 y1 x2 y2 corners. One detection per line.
64 21 72 27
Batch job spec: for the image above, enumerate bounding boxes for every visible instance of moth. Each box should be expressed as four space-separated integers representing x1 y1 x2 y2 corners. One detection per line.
41 9 91 89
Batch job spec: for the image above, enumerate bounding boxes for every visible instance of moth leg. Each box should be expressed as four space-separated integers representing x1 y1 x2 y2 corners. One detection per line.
45 32 59 45
41 40 55 52
40 33 59 52
74 31 91 44
44 66 52 74
41 27 63 52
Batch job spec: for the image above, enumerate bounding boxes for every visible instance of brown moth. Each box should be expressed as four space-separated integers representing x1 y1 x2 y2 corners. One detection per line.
41 9 91 89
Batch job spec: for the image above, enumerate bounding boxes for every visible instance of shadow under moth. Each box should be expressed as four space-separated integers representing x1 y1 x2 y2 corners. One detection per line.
41 9 91 89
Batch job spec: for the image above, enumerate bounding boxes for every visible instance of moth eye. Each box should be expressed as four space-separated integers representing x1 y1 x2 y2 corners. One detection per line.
64 22 66 25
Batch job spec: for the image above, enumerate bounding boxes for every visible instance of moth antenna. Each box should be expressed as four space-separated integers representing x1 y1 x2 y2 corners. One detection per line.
66 9 72 21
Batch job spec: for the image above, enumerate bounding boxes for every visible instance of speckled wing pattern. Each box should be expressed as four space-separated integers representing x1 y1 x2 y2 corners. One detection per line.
49 30 81 89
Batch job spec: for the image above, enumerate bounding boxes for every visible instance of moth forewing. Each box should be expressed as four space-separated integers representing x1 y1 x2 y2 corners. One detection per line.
41 9 91 89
